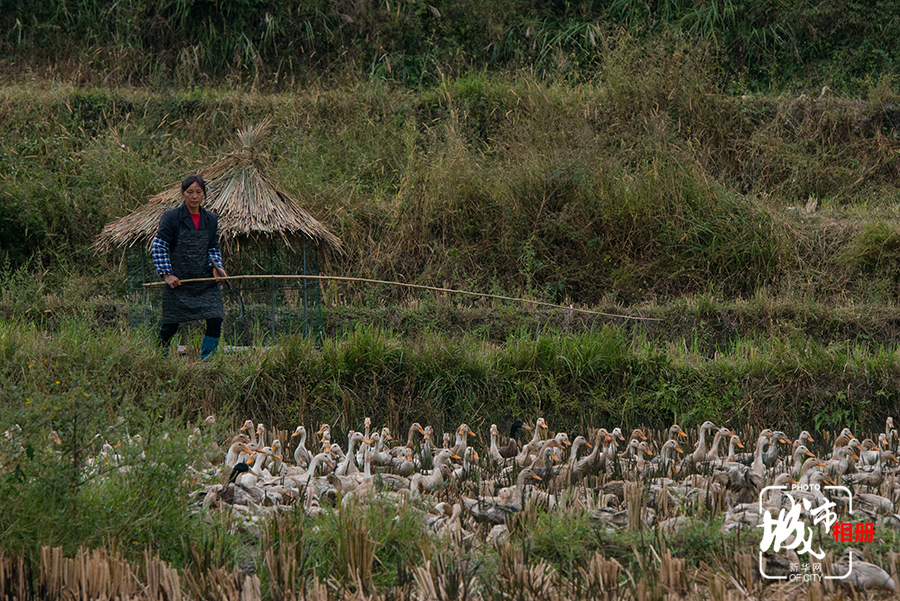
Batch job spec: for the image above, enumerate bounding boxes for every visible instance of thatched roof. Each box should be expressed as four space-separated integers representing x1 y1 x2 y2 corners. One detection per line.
94 121 342 254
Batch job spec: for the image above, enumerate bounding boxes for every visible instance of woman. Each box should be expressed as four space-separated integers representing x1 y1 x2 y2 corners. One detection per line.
151 175 228 358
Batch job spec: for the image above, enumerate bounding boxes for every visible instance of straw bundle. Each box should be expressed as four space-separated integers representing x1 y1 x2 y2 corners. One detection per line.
94 120 342 255
659 548 687 596
38 545 182 601
577 553 620 601
0 550 31 600
183 563 261 601
624 481 643 531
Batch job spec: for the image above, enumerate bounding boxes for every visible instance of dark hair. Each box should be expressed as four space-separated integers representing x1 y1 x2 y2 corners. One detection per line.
181 174 206 195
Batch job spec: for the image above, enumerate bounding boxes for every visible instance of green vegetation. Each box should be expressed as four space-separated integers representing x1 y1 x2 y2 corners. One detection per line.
2 288 899 445
2 56 900 304
2 3 900 597
4 0 900 90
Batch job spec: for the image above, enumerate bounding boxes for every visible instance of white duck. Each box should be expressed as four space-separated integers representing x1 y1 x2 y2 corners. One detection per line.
291 425 310 468
452 446 480 482
336 431 367 477
449 423 476 457
688 421 717 469
317 424 331 453
225 441 257 469
704 427 733 462
413 448 457 494
391 422 425 459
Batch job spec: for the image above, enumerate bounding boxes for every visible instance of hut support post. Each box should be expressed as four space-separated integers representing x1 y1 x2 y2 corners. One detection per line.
302 238 309 338
127 247 154 330
268 239 276 339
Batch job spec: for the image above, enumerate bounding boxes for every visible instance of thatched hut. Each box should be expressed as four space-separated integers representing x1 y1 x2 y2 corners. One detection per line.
95 121 342 344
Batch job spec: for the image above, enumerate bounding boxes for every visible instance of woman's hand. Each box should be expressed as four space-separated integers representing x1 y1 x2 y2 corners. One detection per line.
213 266 228 282
163 274 181 288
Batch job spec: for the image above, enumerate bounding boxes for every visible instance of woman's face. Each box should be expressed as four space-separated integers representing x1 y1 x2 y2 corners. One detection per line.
183 182 205 213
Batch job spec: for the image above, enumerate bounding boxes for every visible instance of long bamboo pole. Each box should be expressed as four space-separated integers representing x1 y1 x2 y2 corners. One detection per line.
144 274 660 321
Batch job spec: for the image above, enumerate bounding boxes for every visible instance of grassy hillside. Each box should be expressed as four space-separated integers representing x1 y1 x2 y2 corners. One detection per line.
3 34 900 306
2 10 900 597
2 27 900 434
4 0 900 91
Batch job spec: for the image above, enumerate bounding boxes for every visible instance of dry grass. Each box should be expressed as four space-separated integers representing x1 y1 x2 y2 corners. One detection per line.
183 564 261 601
0 536 894 601
336 507 376 598
5 60 900 304
0 551 30 601
38 545 184 601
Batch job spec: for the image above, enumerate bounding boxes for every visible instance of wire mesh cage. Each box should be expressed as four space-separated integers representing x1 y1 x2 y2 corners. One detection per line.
125 235 324 346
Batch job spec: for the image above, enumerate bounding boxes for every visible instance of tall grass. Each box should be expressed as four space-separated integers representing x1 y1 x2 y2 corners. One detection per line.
3 0 900 89
1 300 898 443
0 397 214 565
2 284 900 595
4 52 900 305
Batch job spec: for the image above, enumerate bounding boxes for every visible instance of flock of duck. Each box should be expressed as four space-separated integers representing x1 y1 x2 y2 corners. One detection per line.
190 415 900 592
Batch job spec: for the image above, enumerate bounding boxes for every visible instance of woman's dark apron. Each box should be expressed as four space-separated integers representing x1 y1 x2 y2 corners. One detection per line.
161 229 223 324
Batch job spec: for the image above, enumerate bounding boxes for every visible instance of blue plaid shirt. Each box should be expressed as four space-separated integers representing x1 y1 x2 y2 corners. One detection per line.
151 238 223 276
